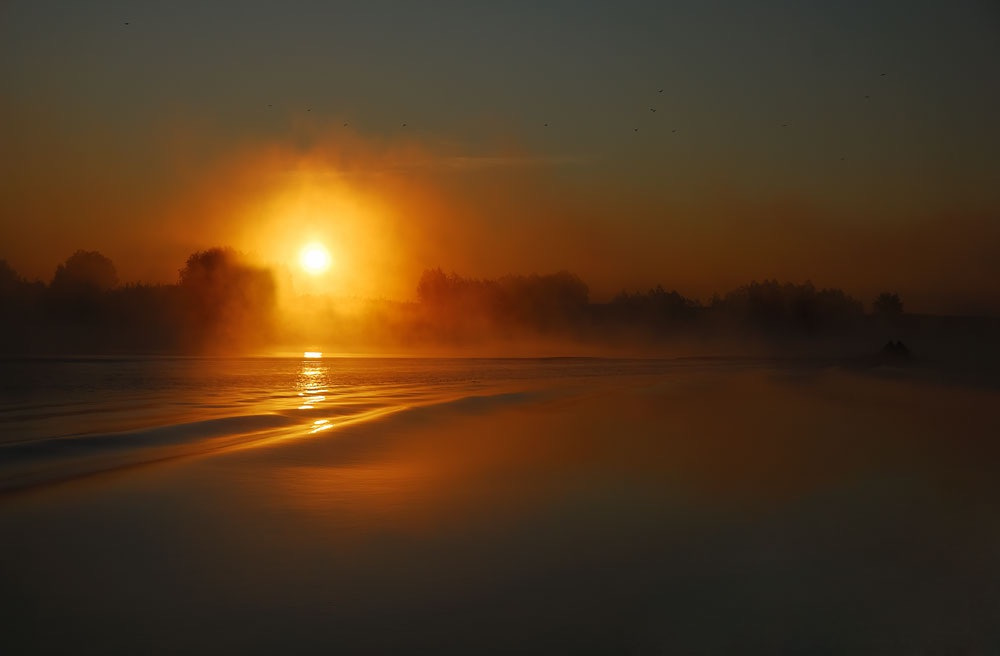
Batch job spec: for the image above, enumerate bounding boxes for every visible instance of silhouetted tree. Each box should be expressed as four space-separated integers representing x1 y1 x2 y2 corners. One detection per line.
495 271 589 328
610 285 700 333
713 280 863 334
873 292 903 316
417 268 461 305
0 260 28 347
0 259 22 299
50 250 118 295
1 259 40 322
179 247 276 350
46 250 119 323
416 268 589 333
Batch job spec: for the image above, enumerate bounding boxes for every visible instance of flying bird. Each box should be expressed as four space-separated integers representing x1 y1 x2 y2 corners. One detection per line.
880 72 887 76
650 108 656 112
402 123 407 127
658 89 663 93
633 128 639 132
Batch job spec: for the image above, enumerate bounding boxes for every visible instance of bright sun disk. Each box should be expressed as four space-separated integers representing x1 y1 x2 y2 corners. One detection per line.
299 242 332 274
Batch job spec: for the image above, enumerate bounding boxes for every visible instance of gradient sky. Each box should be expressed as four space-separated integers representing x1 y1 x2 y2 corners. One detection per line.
2 0 999 312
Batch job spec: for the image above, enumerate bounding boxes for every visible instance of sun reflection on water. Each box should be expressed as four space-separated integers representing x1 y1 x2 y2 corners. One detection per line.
296 359 333 422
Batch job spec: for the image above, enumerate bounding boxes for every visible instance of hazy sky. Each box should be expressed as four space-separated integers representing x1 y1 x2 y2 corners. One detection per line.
2 1 999 312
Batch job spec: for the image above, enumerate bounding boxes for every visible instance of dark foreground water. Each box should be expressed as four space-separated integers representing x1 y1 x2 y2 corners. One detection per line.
2 356 999 653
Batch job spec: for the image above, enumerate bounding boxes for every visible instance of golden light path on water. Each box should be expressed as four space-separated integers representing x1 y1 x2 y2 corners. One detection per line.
297 358 328 410
284 353 489 447
291 354 400 440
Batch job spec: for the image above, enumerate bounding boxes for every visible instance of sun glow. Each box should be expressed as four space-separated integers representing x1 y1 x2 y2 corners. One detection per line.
299 243 332 274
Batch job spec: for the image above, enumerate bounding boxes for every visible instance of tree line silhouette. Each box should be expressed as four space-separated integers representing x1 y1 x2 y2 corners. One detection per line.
1 249 275 353
1 249 917 354
416 268 885 340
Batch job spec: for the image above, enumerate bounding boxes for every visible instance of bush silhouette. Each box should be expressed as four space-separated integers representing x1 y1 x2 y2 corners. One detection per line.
873 292 903 316
50 250 118 295
179 247 276 349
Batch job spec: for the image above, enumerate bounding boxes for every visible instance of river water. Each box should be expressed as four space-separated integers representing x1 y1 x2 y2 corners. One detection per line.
2 355 999 652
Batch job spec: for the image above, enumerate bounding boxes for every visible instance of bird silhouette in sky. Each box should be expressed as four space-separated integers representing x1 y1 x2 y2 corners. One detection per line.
239 70 890 154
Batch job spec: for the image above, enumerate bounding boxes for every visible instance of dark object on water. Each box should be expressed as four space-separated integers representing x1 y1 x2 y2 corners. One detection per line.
846 340 914 371
881 340 910 360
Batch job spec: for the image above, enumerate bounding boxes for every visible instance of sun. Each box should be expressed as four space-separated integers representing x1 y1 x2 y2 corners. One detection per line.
299 242 332 275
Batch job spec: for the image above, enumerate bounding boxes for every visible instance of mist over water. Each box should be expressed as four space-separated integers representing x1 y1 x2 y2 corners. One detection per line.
2 356 1000 653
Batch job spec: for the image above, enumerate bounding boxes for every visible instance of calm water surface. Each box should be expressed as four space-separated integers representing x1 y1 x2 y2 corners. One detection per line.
2 356 999 653
0 357 692 487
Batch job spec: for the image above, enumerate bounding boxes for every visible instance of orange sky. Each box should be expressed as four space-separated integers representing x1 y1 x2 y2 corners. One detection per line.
2 118 998 314
2 2 999 314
